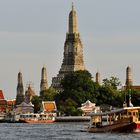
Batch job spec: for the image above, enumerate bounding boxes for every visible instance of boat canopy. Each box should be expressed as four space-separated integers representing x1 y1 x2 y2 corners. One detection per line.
89 107 140 116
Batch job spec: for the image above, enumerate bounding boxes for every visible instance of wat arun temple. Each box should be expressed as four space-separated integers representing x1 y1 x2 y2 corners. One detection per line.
51 4 85 92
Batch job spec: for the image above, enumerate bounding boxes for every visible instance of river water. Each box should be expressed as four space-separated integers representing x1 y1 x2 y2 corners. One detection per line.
0 122 140 140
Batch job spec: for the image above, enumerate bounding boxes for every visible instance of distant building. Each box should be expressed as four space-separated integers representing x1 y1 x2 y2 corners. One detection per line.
0 90 15 113
129 86 140 91
7 99 16 110
16 72 25 105
51 4 85 92
15 102 34 114
79 100 100 116
40 66 48 93
124 66 140 91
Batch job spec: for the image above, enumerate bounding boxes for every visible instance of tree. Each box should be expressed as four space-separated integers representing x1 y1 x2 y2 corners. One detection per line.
31 95 42 113
40 87 57 101
103 76 121 90
61 70 97 105
32 88 57 113
58 98 83 116
96 76 123 107
127 89 140 106
96 86 123 107
56 70 97 115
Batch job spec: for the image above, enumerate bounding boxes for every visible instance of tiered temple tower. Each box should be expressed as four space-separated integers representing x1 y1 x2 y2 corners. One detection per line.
125 65 133 87
40 66 48 92
25 84 35 104
51 4 85 91
16 72 24 105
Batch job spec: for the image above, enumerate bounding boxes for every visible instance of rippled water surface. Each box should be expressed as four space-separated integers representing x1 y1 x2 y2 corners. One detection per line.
0 122 140 140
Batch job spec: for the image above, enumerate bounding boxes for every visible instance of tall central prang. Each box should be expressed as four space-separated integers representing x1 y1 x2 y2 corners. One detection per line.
51 4 85 91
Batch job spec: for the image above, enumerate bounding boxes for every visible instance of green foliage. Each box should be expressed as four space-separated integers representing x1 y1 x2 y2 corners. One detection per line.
95 76 123 107
56 70 97 116
40 87 57 101
56 71 124 115
96 76 123 107
96 86 123 107
61 70 92 90
31 95 42 113
128 90 140 106
103 76 121 90
120 88 140 107
32 87 57 113
58 98 83 116
32 73 125 115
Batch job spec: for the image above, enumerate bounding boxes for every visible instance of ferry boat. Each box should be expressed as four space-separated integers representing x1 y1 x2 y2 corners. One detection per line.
16 113 56 123
87 107 140 133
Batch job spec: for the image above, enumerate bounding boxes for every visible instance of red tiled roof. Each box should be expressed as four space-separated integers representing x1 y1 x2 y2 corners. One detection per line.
0 99 16 112
0 90 4 99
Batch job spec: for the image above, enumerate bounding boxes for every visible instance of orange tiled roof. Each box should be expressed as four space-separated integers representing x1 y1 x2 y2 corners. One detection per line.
42 101 57 112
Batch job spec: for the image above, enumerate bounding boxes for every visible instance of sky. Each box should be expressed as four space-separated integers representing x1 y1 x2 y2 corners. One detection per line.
0 0 140 99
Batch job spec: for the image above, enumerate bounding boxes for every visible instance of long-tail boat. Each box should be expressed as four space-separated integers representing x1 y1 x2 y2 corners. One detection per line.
87 107 140 133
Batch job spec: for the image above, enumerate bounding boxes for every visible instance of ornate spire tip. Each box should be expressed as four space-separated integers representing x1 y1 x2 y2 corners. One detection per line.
72 2 74 11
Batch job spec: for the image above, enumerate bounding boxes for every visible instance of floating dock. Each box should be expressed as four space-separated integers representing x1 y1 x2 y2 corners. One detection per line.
56 116 90 122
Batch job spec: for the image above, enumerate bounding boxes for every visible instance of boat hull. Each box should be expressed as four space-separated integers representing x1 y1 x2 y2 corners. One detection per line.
87 122 140 133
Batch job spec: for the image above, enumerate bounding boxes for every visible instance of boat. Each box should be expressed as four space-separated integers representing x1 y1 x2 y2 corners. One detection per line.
86 107 140 133
16 113 56 123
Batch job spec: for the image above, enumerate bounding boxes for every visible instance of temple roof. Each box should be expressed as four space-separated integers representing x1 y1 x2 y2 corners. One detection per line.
0 90 4 100
16 101 34 107
42 101 57 113
81 100 96 107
